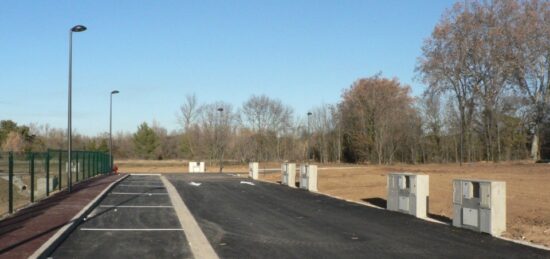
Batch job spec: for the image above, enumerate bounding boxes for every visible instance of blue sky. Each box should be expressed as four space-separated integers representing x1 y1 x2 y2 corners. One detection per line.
0 0 454 135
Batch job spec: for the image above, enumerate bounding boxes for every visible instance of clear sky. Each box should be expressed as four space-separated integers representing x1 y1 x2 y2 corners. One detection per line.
0 0 454 136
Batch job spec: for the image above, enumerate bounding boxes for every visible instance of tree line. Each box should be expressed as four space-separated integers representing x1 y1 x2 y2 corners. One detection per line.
1 0 548 164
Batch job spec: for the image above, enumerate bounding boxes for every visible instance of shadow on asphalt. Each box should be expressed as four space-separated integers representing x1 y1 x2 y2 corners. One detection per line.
361 197 453 224
362 197 387 208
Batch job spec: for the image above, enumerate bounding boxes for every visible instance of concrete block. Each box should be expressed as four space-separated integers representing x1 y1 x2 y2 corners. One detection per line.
249 162 259 180
387 173 429 219
299 164 317 192
452 179 506 236
281 163 296 187
188 161 205 173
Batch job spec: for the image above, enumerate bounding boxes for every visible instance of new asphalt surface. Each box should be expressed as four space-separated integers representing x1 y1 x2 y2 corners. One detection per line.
48 173 550 258
167 173 550 259
50 175 192 259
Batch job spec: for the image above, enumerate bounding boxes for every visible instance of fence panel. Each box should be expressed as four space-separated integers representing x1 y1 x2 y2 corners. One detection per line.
0 150 110 217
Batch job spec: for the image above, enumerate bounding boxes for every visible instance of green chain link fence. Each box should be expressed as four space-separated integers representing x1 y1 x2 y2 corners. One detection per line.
0 150 111 216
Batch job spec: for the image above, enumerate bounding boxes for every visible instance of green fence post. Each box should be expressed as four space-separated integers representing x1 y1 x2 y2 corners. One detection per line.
83 151 86 179
58 150 62 190
30 153 35 203
75 151 79 182
93 152 96 176
104 154 107 174
87 152 90 178
99 153 102 174
46 150 50 196
8 152 13 214
68 150 72 191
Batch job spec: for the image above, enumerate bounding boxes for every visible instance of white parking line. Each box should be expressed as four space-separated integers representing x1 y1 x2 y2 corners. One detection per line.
118 184 165 187
99 205 173 208
80 228 184 231
110 192 168 195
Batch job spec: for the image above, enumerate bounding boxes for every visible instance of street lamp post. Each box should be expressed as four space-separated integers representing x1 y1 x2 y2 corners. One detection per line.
307 112 312 163
110 90 120 173
67 24 87 192
217 108 224 173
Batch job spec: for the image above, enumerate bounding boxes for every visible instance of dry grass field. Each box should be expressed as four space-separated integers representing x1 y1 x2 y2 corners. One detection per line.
117 159 550 248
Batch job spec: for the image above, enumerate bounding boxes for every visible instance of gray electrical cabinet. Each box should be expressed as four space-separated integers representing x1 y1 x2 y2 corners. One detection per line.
452 179 506 236
249 162 259 180
299 164 318 192
281 163 296 187
387 173 429 219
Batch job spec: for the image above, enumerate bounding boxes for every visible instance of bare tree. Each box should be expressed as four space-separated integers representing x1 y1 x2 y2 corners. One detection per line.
178 94 200 131
506 0 550 161
241 95 293 161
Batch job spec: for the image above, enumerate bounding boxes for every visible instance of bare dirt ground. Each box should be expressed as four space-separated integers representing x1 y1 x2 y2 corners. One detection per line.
117 159 550 248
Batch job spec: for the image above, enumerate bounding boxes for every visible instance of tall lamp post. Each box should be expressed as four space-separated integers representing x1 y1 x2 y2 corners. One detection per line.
67 24 87 192
307 112 312 163
110 90 120 172
217 107 224 173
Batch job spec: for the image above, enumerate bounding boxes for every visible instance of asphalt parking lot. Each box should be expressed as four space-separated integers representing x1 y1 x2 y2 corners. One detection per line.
51 175 192 259
48 173 550 258
167 173 550 259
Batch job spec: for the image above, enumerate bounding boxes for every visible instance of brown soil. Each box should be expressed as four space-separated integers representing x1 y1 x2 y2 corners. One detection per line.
117 160 550 248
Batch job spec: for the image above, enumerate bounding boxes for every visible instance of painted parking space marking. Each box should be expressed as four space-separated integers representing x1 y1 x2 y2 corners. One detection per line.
99 205 173 208
111 192 168 195
118 184 166 187
80 228 184 231
51 174 195 258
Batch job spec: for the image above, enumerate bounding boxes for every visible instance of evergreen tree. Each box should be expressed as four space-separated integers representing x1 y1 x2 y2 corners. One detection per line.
133 122 159 159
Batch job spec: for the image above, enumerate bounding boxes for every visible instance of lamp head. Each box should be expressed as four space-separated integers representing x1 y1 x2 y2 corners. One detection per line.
71 25 87 32
307 112 312 116
111 90 120 95
217 108 224 112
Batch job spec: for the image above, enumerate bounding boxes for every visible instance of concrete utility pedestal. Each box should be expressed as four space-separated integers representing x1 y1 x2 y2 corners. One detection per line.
452 179 506 236
281 163 296 187
299 164 318 192
387 173 429 219
249 162 259 180
188 161 205 173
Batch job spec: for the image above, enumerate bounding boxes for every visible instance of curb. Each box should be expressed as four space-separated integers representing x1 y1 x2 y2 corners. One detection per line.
30 174 129 259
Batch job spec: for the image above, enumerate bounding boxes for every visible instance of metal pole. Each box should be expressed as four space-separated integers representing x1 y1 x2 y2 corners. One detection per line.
217 108 223 173
76 151 79 182
68 30 73 192
8 152 13 214
58 150 62 190
307 112 312 163
110 93 113 173
30 153 35 203
46 151 50 196
67 24 86 191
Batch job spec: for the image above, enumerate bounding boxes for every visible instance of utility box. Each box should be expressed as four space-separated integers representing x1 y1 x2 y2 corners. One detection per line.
299 164 318 192
281 163 296 187
387 173 429 219
452 179 506 236
249 162 259 180
188 161 205 173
